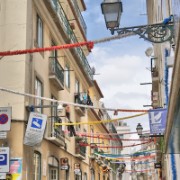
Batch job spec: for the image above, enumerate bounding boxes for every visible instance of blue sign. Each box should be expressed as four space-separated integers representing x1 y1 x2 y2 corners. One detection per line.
31 118 43 129
0 154 7 166
148 108 167 134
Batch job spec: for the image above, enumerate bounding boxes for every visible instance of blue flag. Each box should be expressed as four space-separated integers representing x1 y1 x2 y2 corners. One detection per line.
148 108 167 134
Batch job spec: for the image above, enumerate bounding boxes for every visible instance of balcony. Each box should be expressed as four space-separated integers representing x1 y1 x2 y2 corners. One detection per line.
74 93 93 116
44 0 93 82
75 137 86 160
46 117 66 147
49 58 64 90
69 0 87 35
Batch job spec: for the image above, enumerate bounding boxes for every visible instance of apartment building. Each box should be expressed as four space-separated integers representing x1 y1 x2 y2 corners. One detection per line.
146 0 180 180
0 0 122 179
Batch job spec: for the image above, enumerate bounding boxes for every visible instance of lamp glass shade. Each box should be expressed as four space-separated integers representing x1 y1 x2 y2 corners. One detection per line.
136 123 143 135
101 0 122 29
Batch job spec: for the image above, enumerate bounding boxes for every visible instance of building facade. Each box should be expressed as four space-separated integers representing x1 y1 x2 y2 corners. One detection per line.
146 0 180 180
0 0 121 179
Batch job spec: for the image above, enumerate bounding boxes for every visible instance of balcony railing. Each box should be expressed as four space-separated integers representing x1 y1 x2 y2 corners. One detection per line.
70 0 87 35
49 57 64 90
75 137 86 159
74 93 93 116
47 117 65 146
49 0 93 81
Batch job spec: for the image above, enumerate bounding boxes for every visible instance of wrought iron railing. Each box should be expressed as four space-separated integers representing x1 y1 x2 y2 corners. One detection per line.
75 137 86 157
74 92 93 105
70 0 87 35
49 57 64 86
50 0 93 81
48 117 65 139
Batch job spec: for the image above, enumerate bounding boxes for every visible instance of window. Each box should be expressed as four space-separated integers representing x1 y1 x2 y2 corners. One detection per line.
35 78 43 113
90 126 94 144
49 168 58 180
48 156 59 180
84 173 87 180
75 79 80 94
37 15 43 48
51 41 57 59
33 151 41 180
65 64 70 88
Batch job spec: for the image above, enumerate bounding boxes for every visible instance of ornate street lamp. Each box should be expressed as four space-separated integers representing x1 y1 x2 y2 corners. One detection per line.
136 123 143 136
101 0 123 34
101 1 174 43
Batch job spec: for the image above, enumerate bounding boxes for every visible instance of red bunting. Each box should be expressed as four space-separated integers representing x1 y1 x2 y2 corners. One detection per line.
0 41 94 56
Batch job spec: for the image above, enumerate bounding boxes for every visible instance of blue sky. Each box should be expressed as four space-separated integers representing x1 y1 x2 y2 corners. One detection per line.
83 0 152 134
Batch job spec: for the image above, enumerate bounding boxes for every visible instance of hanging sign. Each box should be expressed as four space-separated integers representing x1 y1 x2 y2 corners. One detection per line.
0 132 7 139
0 147 9 173
148 108 167 135
0 107 12 131
74 163 81 175
60 158 69 170
24 112 47 146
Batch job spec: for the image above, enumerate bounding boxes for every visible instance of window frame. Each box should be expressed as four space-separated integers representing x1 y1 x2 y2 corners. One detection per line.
33 151 41 180
35 77 43 113
65 64 70 88
75 79 80 94
36 14 43 48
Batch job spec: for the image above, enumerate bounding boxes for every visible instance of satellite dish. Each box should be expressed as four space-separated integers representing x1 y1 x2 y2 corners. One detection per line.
145 47 153 57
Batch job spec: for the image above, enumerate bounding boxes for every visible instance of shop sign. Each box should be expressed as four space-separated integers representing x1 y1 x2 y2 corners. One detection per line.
74 163 81 175
60 158 69 170
24 112 47 146
0 132 7 139
0 173 6 179
0 107 12 131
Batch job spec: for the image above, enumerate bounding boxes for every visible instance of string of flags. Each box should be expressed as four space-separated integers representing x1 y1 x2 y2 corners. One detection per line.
79 140 153 149
0 87 148 113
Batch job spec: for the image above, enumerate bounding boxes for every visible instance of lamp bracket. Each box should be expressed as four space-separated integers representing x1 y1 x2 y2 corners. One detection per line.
112 22 174 43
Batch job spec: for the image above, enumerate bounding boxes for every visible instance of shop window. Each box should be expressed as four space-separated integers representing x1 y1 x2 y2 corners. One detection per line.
33 151 41 180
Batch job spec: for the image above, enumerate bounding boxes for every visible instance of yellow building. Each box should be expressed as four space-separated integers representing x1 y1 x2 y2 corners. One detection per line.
0 0 123 179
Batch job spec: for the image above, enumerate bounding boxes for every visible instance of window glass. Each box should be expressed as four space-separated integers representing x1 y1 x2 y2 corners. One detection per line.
49 167 58 180
84 173 87 180
37 15 43 48
65 65 70 88
35 78 43 113
33 151 41 180
75 79 80 93
51 41 57 58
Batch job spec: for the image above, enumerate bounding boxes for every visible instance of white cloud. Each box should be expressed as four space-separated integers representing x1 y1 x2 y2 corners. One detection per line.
88 45 152 131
